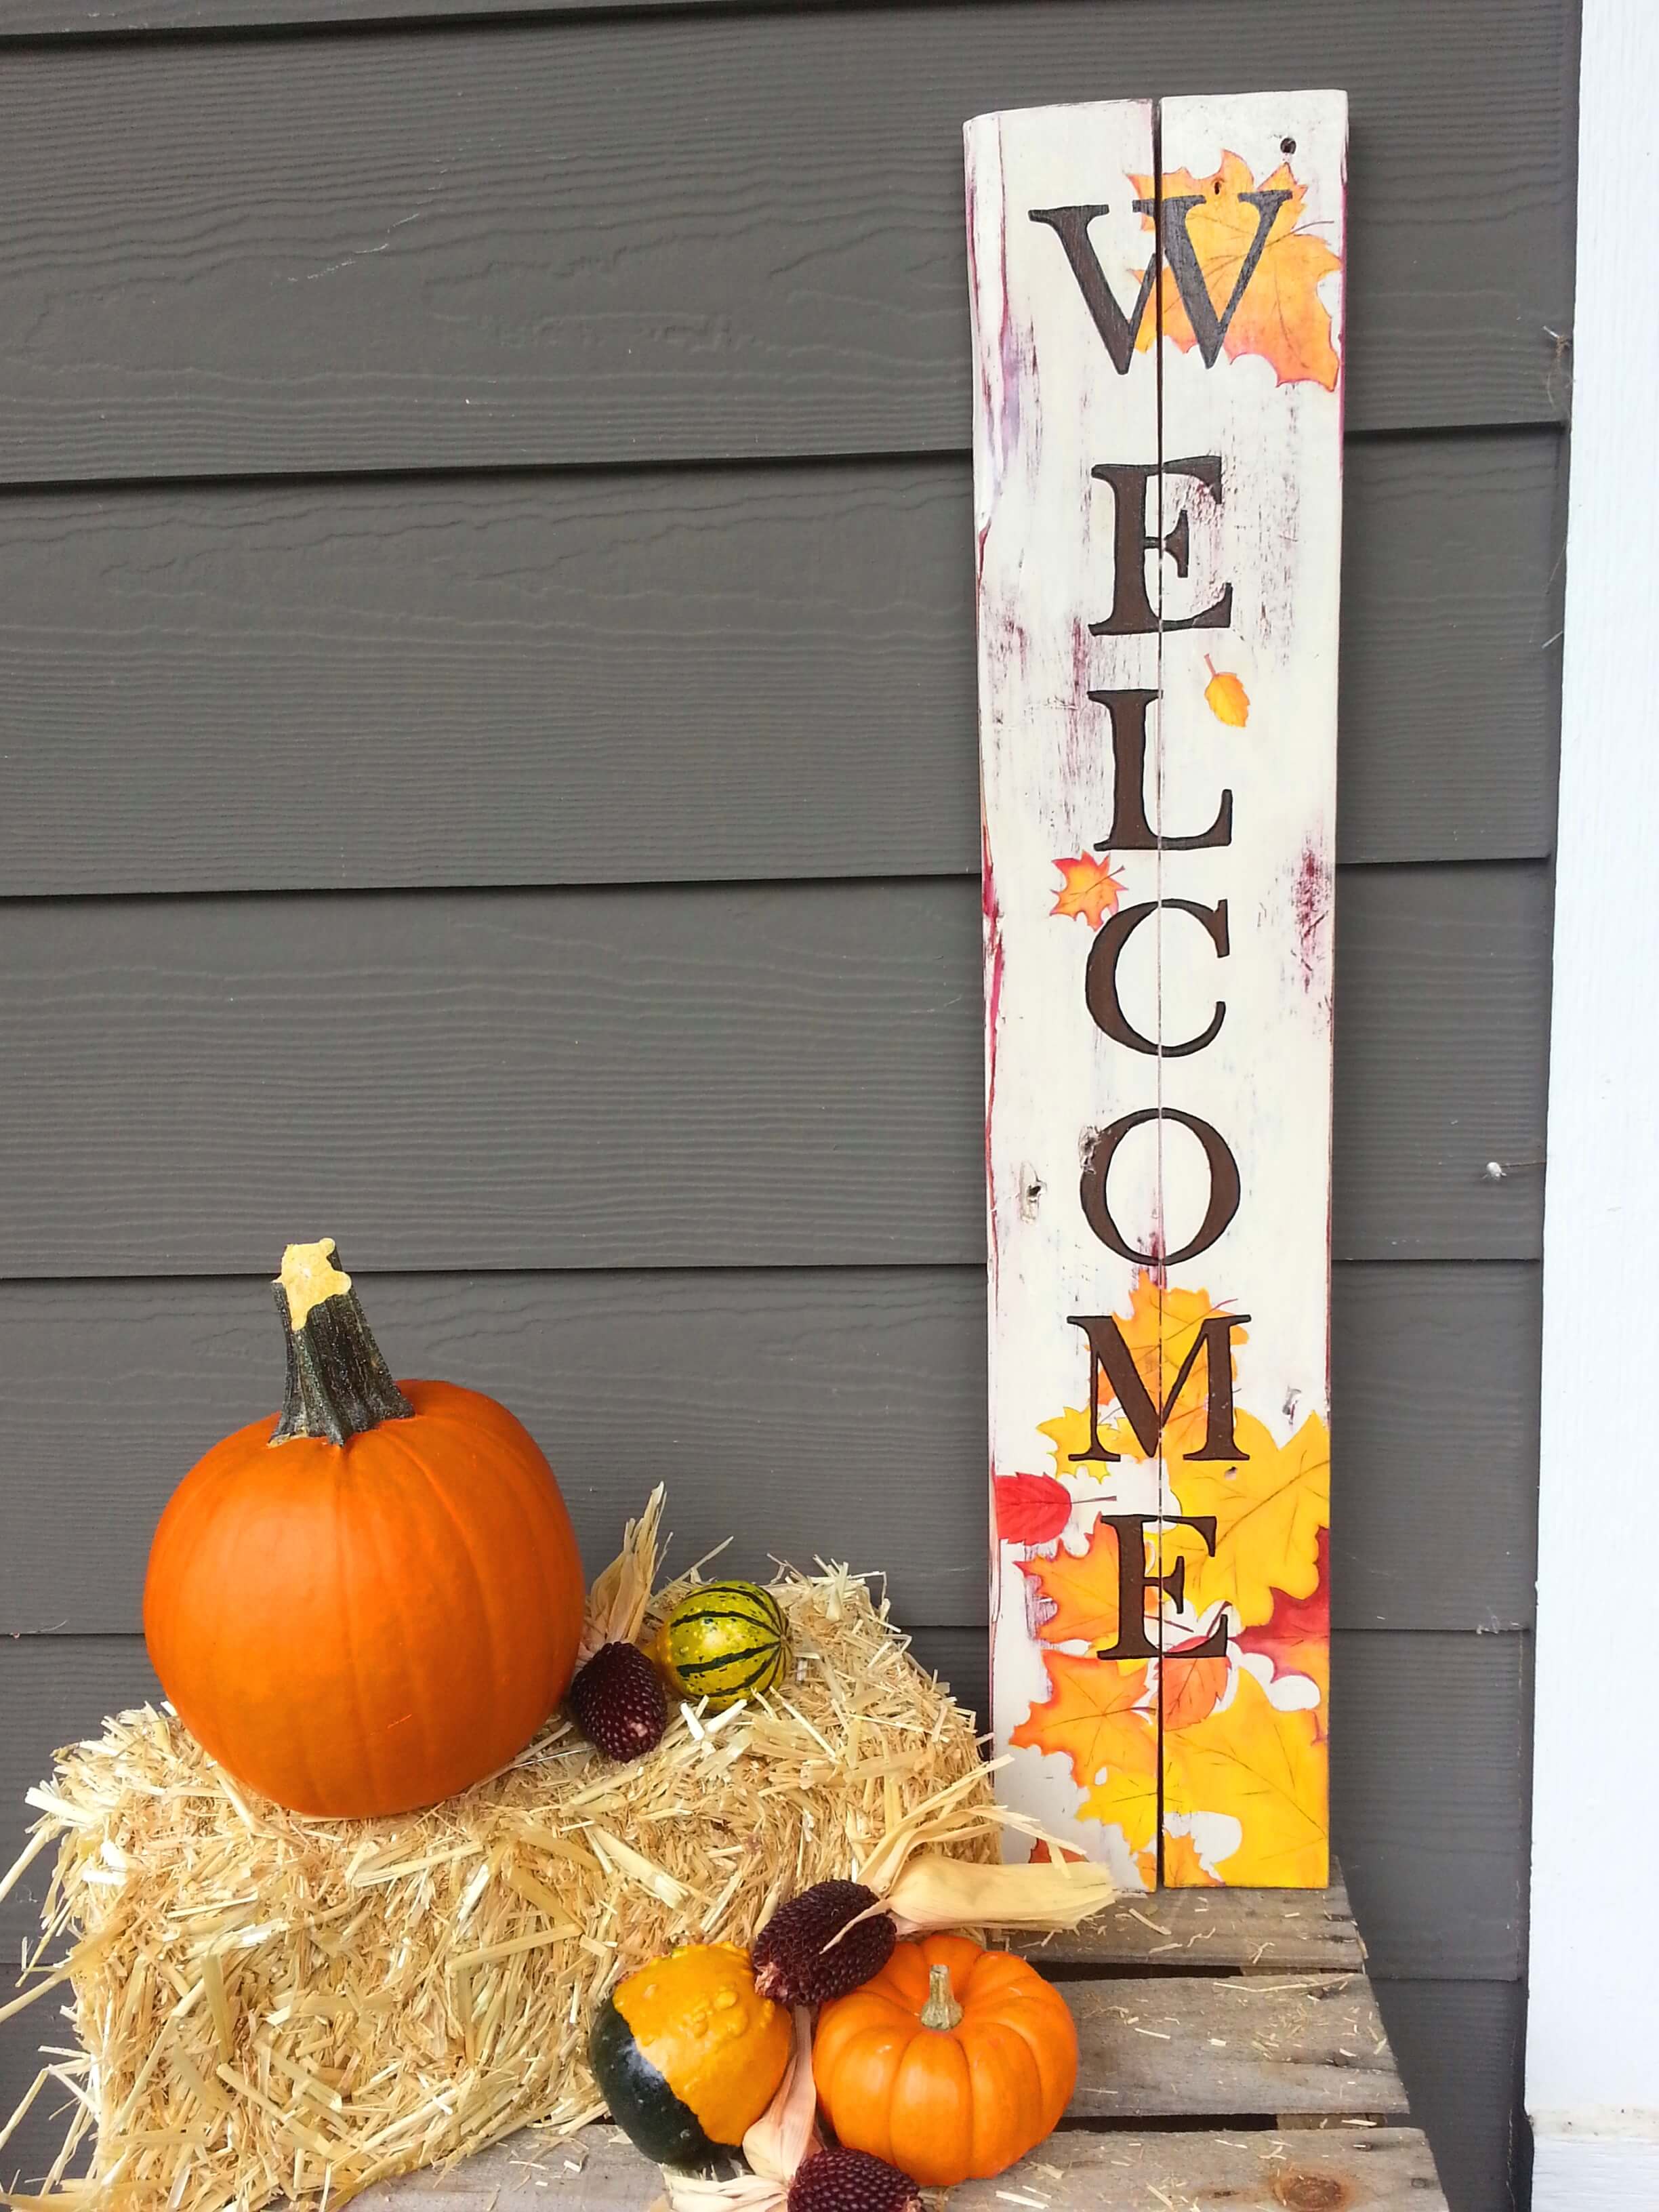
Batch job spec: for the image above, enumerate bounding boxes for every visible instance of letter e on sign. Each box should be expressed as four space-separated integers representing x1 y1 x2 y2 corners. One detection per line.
966 92 1345 1890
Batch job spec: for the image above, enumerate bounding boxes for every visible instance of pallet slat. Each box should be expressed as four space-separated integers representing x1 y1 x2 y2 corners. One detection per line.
1020 1877 1364 1973
0 0 1573 479
356 2123 1445 2211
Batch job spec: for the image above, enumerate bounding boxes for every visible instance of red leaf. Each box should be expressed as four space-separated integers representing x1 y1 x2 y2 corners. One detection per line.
995 1472 1073 1547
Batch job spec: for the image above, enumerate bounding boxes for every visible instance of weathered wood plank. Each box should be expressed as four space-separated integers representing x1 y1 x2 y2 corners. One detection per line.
0 867 1548 1281
0 434 1563 897
0 1261 1538 1639
356 2123 1446 2212
0 0 1573 479
912 1628 1530 1982
970 89 1344 1891
1018 1872 1364 1973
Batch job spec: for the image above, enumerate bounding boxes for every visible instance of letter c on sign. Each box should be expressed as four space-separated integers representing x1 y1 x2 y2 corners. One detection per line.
1080 1109 1242 1265
1085 898 1230 1057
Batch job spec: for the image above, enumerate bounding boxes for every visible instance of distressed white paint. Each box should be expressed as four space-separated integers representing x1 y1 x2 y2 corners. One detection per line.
1528 1 1659 2196
967 94 1345 1887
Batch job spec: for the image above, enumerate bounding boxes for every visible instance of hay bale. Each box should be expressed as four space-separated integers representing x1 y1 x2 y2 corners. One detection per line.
0 1508 992 2212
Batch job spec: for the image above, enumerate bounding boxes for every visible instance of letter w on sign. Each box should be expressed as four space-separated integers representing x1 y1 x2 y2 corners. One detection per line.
966 94 1345 1891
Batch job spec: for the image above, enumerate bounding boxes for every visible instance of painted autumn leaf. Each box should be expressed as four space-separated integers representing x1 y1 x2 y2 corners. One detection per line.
1050 853 1124 928
1204 657 1250 727
1020 1514 1126 1650
1162 1647 1230 1732
1027 1838 1087 1866
994 1471 1073 1548
1130 152 1342 390
1166 1408 1330 1629
1082 1753 1160 1862
1012 1650 1154 1786
1084 1271 1249 1463
1160 1832 1221 1889
1240 1528 1331 1733
1163 1666 1328 1886
1038 1399 1147 1479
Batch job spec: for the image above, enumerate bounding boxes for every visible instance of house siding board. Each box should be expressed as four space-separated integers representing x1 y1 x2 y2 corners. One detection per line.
0 432 1562 897
0 2 1565 2203
0 0 1572 480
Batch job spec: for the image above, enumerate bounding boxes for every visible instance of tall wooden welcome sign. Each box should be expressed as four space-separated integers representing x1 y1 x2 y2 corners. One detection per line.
968 92 1345 1889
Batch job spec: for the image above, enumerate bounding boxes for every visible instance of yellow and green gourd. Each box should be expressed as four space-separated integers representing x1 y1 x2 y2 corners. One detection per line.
588 1943 791 2169
651 1581 788 1710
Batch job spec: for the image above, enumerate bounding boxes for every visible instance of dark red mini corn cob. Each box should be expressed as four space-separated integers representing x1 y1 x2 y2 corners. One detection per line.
567 1640 668 1760
752 1879 897 2005
787 2149 922 2212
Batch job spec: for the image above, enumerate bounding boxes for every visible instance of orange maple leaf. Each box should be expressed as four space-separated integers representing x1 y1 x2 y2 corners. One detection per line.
1051 854 1124 928
1162 1649 1230 1732
1010 1650 1155 1790
1020 1516 1126 1650
1027 1838 1087 1866
1239 1528 1330 1734
1129 152 1341 390
1160 1832 1222 1889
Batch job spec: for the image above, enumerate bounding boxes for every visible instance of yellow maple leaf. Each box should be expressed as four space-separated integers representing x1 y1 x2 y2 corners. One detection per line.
1163 1667 1328 1885
1050 854 1124 928
1082 1757 1159 1862
1165 1409 1329 1629
1129 152 1341 390
1038 1400 1149 1479
1160 1832 1222 1889
1020 1517 1122 1650
1203 658 1250 727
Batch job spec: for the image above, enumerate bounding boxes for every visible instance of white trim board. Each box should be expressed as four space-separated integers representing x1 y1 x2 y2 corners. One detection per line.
1527 0 1659 2202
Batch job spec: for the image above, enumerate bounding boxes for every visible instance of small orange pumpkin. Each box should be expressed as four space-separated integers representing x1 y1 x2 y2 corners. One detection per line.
812 1933 1076 2186
144 1239 586 1819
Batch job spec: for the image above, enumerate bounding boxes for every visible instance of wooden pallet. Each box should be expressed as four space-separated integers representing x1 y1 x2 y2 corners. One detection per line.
359 1872 1446 2212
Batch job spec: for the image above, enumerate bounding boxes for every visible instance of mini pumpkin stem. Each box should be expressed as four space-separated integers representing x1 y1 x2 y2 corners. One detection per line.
270 1238 413 1448
918 1963 963 2033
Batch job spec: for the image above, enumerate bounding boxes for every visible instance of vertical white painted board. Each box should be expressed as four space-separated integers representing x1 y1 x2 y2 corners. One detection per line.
1528 2 1659 2193
968 93 1345 1889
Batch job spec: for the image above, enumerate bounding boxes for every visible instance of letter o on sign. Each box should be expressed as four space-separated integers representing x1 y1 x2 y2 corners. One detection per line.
1080 1108 1242 1266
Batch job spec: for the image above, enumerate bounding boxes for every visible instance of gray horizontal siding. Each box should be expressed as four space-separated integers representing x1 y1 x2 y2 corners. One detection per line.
0 1629 1527 1984
0 1260 1538 1637
0 0 1572 482
1374 1980 1528 2212
0 432 1563 896
0 865 1550 1277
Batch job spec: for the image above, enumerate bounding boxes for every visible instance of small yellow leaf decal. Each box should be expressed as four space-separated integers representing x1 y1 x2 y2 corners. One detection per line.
1204 657 1250 726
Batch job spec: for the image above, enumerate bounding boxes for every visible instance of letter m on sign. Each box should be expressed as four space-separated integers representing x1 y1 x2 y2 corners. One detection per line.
966 94 1346 1890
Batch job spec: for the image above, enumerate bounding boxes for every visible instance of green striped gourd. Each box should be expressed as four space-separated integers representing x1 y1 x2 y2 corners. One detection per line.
650 1581 788 1710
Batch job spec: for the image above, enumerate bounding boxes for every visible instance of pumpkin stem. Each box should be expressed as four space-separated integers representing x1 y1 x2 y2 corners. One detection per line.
918 1962 964 2033
270 1238 414 1448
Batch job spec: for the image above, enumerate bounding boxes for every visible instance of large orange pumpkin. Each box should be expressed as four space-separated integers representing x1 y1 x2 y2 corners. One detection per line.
812 1933 1076 2186
144 1239 586 1818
